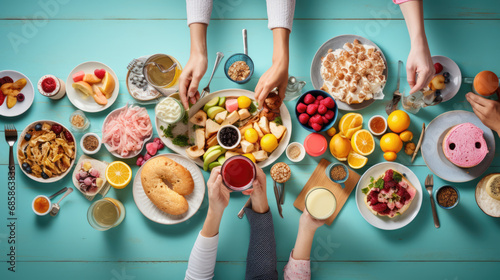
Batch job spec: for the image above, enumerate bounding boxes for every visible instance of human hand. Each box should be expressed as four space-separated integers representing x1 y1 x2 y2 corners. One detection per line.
299 208 325 233
466 92 500 136
206 166 231 215
406 42 435 95
178 53 207 109
254 61 288 109
242 165 269 213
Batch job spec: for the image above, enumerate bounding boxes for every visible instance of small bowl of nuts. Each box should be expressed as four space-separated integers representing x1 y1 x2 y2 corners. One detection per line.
80 132 101 155
225 54 254 84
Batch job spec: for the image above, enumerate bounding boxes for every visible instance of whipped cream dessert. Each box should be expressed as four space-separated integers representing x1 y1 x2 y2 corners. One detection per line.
320 40 386 104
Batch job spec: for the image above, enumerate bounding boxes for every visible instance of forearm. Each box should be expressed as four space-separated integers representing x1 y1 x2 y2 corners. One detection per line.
189 23 208 57
291 227 316 260
185 231 219 280
271 28 290 66
399 1 427 47
200 207 223 238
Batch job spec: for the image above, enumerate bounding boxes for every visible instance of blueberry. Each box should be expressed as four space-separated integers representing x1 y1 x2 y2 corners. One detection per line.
22 162 29 170
435 90 442 96
35 123 42 131
443 72 450 78
24 133 31 141
444 77 450 84
25 166 32 174
41 172 49 179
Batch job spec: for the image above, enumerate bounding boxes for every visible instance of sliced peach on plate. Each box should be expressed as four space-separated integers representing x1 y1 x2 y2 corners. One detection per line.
430 74 446 90
98 72 115 99
91 85 108 105
83 73 102 84
72 81 93 97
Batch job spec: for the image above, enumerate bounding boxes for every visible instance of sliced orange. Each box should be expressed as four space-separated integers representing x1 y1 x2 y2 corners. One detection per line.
106 161 132 189
351 129 375 156
339 113 363 139
347 152 368 169
98 72 115 98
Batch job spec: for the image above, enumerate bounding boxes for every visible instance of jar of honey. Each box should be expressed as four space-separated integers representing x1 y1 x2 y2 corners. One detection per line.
32 195 52 216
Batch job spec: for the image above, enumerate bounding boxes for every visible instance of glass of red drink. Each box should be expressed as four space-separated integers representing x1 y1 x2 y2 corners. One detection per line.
221 155 256 191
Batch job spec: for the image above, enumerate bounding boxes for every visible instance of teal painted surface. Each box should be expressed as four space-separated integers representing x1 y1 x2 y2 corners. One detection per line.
1 0 500 279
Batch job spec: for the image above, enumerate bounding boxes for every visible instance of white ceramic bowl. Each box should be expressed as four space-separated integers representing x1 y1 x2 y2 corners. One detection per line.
368 115 387 136
102 105 152 159
217 125 241 150
80 133 102 155
17 120 77 183
286 142 306 162
32 195 52 216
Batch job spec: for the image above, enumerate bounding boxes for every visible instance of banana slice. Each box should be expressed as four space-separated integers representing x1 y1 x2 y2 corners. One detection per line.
486 174 500 201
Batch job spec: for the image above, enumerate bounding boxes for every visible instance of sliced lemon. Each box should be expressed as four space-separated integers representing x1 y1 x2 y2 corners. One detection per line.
243 153 256 163
351 129 375 156
347 152 368 169
106 161 132 189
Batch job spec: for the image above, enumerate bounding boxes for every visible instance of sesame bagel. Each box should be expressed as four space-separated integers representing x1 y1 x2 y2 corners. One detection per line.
141 156 194 215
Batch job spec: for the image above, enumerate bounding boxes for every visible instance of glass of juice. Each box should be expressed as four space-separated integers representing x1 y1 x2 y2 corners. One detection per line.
87 197 125 231
305 187 337 220
143 54 182 90
221 155 256 191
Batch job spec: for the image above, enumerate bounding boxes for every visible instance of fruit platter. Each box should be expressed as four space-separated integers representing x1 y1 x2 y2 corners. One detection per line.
155 89 292 169
0 70 34 117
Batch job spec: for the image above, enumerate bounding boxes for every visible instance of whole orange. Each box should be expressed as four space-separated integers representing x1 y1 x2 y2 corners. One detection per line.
380 133 403 153
387 110 410 133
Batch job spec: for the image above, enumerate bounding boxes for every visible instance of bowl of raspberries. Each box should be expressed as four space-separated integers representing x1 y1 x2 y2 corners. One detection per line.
295 90 337 132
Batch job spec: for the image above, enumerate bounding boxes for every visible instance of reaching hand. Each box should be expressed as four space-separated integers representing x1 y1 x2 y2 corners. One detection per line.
300 208 325 233
242 165 269 213
254 61 288 109
466 92 500 136
178 53 206 110
206 167 231 215
406 43 435 95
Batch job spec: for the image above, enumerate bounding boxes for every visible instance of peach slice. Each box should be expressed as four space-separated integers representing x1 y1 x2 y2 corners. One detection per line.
83 73 102 84
72 81 93 97
98 72 115 99
91 85 108 105
430 75 446 90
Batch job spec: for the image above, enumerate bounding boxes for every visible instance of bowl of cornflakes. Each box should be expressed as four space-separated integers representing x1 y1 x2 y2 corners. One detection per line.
17 121 77 183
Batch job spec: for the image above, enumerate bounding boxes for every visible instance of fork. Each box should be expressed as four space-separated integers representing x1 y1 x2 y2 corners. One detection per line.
4 124 18 173
425 174 440 228
200 52 224 99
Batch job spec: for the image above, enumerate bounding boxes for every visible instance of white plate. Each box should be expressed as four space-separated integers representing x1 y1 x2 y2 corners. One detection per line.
421 110 495 182
126 55 161 101
156 89 292 169
101 104 153 159
432 55 462 102
0 70 34 117
355 162 423 230
17 120 77 183
66 61 119 113
132 154 206 225
310 34 388 111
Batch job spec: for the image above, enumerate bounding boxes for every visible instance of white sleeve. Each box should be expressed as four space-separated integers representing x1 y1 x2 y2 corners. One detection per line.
266 0 296 31
185 232 219 280
186 0 213 26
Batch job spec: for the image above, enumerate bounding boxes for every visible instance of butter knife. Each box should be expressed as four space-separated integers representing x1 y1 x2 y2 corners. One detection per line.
385 60 403 115
273 181 283 218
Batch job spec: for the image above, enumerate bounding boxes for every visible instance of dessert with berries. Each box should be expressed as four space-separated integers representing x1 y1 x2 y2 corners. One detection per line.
38 75 66 100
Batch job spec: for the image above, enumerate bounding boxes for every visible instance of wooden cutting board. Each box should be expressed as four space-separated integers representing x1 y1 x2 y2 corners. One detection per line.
294 158 360 225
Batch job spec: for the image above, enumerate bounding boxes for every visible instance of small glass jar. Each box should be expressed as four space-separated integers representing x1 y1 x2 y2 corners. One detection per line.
87 197 125 231
69 110 90 131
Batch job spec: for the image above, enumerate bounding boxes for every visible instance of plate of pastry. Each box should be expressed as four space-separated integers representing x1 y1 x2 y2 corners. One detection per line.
311 35 388 111
66 61 119 113
355 162 422 230
132 154 205 225
422 110 495 183
0 70 34 117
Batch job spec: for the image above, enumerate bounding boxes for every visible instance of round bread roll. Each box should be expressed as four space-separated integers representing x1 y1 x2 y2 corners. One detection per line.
141 156 195 215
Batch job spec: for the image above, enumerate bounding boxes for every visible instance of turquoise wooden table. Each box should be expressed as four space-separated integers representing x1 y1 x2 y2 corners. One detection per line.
1 1 500 279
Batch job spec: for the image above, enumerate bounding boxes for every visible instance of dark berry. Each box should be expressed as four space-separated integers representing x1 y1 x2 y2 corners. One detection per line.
17 93 25 102
41 172 49 179
25 166 32 173
22 162 29 170
443 72 450 79
51 124 63 134
35 123 42 131
24 133 32 141
435 90 441 96
444 77 450 84
64 130 74 142
2 76 13 84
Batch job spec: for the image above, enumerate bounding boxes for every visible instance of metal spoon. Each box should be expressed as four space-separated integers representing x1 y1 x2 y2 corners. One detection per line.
49 187 68 200
200 52 224 99
385 60 403 115
147 61 177 73
49 188 73 217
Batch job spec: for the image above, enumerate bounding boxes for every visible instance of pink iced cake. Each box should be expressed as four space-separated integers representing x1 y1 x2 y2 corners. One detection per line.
442 123 488 168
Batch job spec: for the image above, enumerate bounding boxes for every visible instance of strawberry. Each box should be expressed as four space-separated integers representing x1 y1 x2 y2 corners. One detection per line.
434 63 443 74
94 69 106 79
306 104 318 115
303 94 316 105
314 99 321 105
144 153 152 162
298 113 310 125
321 116 329 124
146 142 158 156
311 123 322 131
318 104 327 115
296 102 307 113
136 155 144 166
321 97 336 109
316 95 324 101
311 114 323 125
325 110 335 120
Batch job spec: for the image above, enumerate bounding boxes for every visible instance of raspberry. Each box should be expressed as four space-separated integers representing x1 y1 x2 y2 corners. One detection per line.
144 153 152 161
311 123 322 131
296 103 307 113
318 104 327 115
434 63 443 74
321 116 329 124
306 104 318 115
314 99 321 105
146 142 159 156
17 93 25 102
321 97 336 109
371 203 388 213
299 113 310 125
311 114 323 125
51 124 63 134
64 130 74 142
42 77 57 93
384 169 394 182
2 76 13 84
136 155 144 166
94 69 106 79
303 94 316 105
325 110 335 120
316 95 324 101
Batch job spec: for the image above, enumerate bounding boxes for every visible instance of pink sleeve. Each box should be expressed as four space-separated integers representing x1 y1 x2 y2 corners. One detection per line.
283 251 311 280
392 0 416 4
